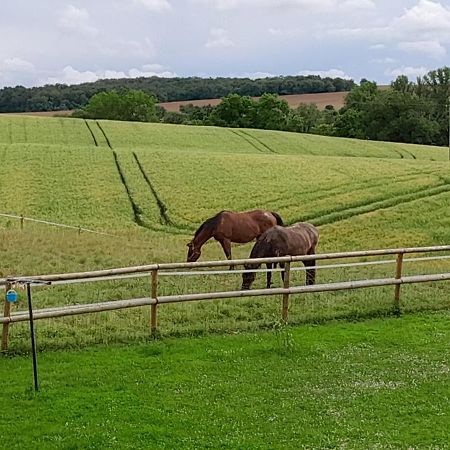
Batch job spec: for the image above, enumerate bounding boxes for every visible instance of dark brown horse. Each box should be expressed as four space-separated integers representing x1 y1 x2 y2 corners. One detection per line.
241 222 319 290
187 209 284 263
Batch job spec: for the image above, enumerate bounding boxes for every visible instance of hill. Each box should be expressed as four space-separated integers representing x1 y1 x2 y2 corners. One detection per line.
0 115 449 350
5 91 349 118
0 74 354 113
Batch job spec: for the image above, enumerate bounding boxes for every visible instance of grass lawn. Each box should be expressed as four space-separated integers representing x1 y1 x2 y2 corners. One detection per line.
1 312 449 449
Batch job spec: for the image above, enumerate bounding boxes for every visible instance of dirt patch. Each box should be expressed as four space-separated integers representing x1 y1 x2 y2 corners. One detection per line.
159 91 349 112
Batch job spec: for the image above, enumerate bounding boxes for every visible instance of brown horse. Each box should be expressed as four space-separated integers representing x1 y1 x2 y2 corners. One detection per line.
187 209 284 263
241 222 319 290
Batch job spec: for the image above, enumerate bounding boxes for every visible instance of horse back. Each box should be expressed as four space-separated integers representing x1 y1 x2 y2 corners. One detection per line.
217 209 278 243
254 222 318 257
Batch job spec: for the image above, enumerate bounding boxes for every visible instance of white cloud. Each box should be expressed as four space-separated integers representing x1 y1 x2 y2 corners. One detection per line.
197 0 374 12
369 44 386 50
385 66 430 79
0 57 35 74
268 28 305 39
298 69 353 79
134 0 172 12
98 38 156 59
205 28 234 48
57 5 98 37
0 57 37 87
239 72 277 79
397 40 446 58
392 0 450 35
341 0 375 10
328 0 450 59
45 65 177 85
370 57 396 64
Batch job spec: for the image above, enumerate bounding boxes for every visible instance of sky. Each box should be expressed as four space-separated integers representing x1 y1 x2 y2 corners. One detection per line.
0 0 450 89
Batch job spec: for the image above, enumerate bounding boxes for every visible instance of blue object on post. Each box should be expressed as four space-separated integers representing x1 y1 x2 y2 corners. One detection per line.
6 289 18 303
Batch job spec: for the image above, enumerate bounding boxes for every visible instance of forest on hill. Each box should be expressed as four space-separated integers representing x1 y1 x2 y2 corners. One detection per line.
0 75 354 113
75 67 450 147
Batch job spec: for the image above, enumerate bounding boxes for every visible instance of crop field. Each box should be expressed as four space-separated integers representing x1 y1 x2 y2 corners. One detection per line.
1 115 450 447
1 115 450 347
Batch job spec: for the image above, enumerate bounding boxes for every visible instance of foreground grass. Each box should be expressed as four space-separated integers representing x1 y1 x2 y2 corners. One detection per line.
1 312 449 449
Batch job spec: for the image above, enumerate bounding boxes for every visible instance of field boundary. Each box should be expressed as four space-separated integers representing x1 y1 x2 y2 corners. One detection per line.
2 244 450 350
0 212 117 237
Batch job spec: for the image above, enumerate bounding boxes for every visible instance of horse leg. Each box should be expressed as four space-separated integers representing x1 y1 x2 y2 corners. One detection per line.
266 263 273 288
304 259 316 285
218 238 233 269
279 262 285 284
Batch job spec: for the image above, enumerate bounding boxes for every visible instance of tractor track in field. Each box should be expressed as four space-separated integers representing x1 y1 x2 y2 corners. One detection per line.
238 130 277 153
229 129 277 154
269 168 443 210
112 151 145 227
96 121 113 149
294 181 450 227
132 152 173 226
400 147 417 160
84 120 98 147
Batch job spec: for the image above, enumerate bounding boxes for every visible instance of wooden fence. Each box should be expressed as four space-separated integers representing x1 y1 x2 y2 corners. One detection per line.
2 244 450 350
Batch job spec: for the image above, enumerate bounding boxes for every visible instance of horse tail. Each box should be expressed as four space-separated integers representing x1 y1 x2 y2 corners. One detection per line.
271 211 284 226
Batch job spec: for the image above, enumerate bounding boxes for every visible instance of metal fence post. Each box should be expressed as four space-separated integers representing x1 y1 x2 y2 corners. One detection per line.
1 282 12 351
282 262 291 322
394 252 404 315
151 269 158 334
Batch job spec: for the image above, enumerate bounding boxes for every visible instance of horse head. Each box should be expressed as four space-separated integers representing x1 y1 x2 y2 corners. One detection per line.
241 264 257 290
186 241 201 262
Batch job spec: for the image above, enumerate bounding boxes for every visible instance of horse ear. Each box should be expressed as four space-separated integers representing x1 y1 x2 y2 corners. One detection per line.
187 242 193 248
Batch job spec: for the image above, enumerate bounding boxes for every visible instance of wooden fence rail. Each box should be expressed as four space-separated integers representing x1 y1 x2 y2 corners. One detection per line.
2 245 450 350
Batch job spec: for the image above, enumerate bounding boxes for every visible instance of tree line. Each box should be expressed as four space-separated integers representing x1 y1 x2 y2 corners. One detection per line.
0 75 354 113
155 66 450 147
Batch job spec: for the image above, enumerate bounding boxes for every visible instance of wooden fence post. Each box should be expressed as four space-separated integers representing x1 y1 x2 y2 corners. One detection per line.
1 282 12 351
150 269 158 334
20 215 24 230
282 262 291 322
394 252 404 315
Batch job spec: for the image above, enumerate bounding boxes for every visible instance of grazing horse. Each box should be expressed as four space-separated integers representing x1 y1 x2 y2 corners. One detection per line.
241 222 319 290
186 209 284 263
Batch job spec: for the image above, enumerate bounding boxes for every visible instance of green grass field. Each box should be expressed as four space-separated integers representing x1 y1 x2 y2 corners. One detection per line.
1 313 449 449
1 115 450 448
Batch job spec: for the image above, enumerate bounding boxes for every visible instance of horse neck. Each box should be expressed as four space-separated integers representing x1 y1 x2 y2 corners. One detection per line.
246 240 268 269
193 226 213 249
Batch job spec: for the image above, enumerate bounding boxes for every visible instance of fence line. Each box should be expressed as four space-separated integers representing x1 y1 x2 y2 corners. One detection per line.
2 244 450 287
0 212 118 238
2 272 450 326
2 244 450 350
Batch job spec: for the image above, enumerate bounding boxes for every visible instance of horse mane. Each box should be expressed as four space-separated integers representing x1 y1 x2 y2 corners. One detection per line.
194 211 226 238
270 211 284 226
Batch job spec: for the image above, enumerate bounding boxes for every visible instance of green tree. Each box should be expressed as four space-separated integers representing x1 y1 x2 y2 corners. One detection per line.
81 90 157 122
251 93 289 130
286 104 321 133
416 67 450 146
391 75 414 94
210 94 254 127
363 90 439 144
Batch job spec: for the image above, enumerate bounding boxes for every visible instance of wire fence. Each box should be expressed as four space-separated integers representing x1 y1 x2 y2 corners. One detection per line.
0 212 118 238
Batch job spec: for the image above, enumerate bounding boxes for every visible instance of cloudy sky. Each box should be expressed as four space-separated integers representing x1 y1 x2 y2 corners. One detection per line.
0 0 449 88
